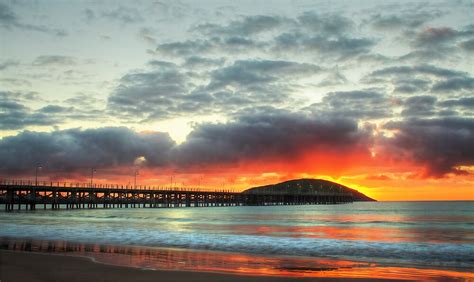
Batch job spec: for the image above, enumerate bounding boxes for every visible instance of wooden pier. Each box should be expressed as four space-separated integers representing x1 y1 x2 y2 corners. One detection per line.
0 179 353 211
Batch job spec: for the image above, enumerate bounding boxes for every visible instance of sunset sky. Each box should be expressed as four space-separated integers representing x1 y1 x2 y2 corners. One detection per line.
0 0 473 200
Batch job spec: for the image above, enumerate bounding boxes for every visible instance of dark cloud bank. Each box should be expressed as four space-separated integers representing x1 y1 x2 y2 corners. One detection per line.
1 109 473 178
0 109 369 174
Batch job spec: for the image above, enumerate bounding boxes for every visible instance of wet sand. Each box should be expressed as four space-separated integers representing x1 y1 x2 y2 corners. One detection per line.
0 250 399 282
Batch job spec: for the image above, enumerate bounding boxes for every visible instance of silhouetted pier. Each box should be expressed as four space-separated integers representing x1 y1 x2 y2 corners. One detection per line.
0 179 353 211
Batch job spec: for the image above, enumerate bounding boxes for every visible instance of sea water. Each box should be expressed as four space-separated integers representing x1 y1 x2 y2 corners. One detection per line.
1 201 473 278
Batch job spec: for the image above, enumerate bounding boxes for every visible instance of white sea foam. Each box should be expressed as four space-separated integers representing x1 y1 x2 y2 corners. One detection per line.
1 202 473 268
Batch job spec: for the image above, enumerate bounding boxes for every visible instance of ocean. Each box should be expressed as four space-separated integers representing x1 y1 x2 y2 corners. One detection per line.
1 201 473 279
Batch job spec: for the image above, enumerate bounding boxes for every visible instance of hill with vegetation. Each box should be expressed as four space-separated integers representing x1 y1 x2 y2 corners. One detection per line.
243 178 376 201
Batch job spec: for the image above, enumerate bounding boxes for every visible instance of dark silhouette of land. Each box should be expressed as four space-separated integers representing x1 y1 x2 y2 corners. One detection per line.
243 178 376 201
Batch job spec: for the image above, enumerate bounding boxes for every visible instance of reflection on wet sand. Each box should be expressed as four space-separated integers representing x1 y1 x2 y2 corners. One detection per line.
1 237 473 280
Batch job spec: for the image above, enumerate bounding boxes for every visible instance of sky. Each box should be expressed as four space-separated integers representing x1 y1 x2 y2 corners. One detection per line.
0 0 473 200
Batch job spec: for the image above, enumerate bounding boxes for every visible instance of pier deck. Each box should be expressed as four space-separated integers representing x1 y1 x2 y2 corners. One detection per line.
0 180 353 211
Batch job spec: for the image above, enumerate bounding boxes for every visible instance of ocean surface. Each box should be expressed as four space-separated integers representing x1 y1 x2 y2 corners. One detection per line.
1 201 473 279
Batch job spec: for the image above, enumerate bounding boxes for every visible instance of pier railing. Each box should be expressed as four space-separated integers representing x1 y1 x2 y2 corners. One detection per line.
0 179 353 211
0 179 231 193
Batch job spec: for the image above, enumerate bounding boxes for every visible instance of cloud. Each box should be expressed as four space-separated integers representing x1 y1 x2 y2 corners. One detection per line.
194 15 288 36
156 12 374 60
83 8 95 22
108 59 321 121
368 11 440 30
156 37 266 57
0 127 175 174
460 38 474 52
365 64 474 96
273 32 375 60
32 55 77 66
183 56 225 68
298 12 353 35
107 61 191 120
207 59 321 90
401 24 474 61
308 90 393 120
0 108 374 175
401 95 437 117
0 2 19 27
173 108 372 166
414 27 458 47
1 108 473 179
138 27 157 45
438 97 474 108
0 2 67 36
369 65 467 78
384 118 474 176
317 68 348 87
392 78 431 94
0 59 19 70
0 91 107 130
431 77 474 92
102 6 143 24
0 91 60 130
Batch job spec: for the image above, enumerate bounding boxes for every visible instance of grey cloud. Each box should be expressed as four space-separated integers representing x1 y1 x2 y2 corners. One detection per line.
393 78 431 94
384 118 474 176
147 60 177 68
370 65 467 78
0 59 19 70
156 37 265 57
38 105 72 114
183 56 225 68
207 60 321 90
157 12 374 60
0 2 67 36
438 97 474 108
0 2 16 25
0 109 374 175
108 59 320 121
460 38 474 52
298 12 353 35
108 63 189 120
174 109 372 166
83 8 95 21
0 78 32 87
432 77 474 92
366 65 474 95
195 15 287 36
0 92 59 130
138 27 157 45
392 24 474 63
318 69 348 87
414 27 458 47
398 48 454 62
32 55 77 66
0 127 175 174
273 32 375 59
64 93 104 108
0 91 107 130
156 40 212 56
309 90 392 119
102 6 143 24
403 24 474 61
401 95 437 117
368 11 440 30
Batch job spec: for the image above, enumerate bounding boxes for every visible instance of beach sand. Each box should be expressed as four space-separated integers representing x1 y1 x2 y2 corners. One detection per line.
0 250 401 282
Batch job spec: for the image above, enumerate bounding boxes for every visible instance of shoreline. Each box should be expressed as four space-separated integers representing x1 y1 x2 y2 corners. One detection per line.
0 250 399 282
1 238 473 281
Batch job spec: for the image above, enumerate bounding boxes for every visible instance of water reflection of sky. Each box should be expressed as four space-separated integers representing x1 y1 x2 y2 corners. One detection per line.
1 238 473 280
1 202 473 270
